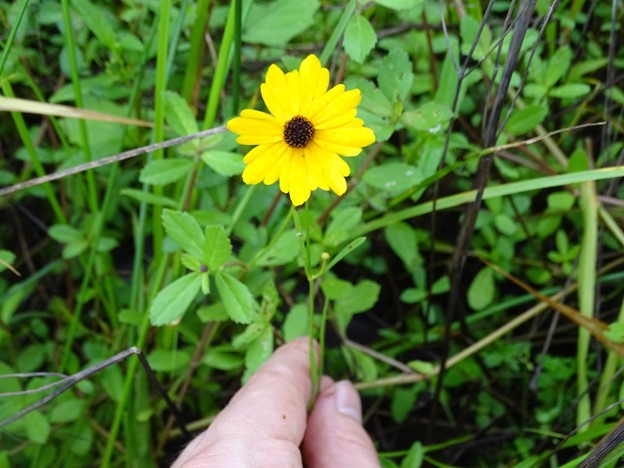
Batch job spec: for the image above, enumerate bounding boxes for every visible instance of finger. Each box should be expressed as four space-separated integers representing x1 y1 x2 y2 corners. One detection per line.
302 380 379 468
173 337 318 467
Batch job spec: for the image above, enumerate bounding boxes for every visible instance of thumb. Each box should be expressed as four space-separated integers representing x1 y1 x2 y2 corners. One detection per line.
302 380 379 468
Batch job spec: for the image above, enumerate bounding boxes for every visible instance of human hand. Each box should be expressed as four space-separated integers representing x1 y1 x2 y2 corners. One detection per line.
172 337 379 467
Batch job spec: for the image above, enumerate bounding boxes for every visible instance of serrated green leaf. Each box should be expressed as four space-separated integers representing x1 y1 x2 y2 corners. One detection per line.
164 91 198 137
467 267 495 310
201 150 245 176
162 210 205 259
139 158 194 186
344 15 377 63
149 272 202 325
243 0 320 47
215 272 257 324
256 230 299 267
203 225 231 271
401 102 454 133
379 48 413 102
233 323 266 349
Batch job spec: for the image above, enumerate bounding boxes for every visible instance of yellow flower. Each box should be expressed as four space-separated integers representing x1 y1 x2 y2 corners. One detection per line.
227 55 376 206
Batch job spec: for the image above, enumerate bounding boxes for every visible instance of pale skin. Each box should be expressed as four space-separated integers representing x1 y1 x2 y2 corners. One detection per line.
172 337 380 467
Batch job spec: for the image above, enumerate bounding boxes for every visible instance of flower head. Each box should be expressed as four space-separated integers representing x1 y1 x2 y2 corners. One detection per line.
227 55 375 206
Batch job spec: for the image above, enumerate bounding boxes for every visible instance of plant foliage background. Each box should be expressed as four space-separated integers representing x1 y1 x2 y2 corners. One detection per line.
1 0 624 466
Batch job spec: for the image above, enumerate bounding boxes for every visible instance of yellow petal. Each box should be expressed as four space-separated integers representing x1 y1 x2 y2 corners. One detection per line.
307 84 345 119
289 151 311 206
279 148 295 194
237 134 283 145
311 89 362 125
315 126 376 153
313 109 358 130
243 142 279 164
309 142 349 195
261 65 292 121
227 113 282 138
242 143 288 184
304 145 329 191
285 70 301 115
299 55 330 115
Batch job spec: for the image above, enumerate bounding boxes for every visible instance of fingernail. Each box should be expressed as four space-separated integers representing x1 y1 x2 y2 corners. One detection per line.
334 380 362 424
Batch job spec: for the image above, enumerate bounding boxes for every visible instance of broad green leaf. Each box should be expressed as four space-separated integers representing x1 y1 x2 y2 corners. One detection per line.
569 58 608 81
504 105 548 136
203 346 244 371
120 188 177 207
544 46 572 88
548 83 591 99
548 191 575 211
197 303 229 322
391 387 417 423
401 102 454 133
344 15 377 64
203 225 232 271
24 410 50 444
162 209 205 259
147 349 191 372
401 441 424 468
233 323 266 349
243 326 274 382
201 150 245 176
63 239 89 259
139 158 194 186
48 224 84 244
283 304 308 341
215 272 257 324
379 48 414 103
49 399 85 424
243 0 320 47
325 207 363 247
150 272 202 325
256 230 299 266
494 213 517 236
0 249 16 273
460 15 492 60
335 280 380 333
363 162 422 193
467 267 495 310
375 0 422 9
72 1 116 49
164 91 198 137
384 222 419 270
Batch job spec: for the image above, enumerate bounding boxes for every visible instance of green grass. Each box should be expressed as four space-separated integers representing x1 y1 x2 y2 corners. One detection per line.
1 1 623 466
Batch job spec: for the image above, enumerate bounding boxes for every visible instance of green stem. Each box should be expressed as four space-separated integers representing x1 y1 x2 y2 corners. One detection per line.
320 0 356 65
0 0 30 75
60 0 99 214
151 0 172 267
202 2 236 129
576 180 597 431
0 80 65 223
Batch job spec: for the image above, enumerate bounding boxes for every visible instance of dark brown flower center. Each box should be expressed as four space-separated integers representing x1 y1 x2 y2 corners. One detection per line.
283 116 315 148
